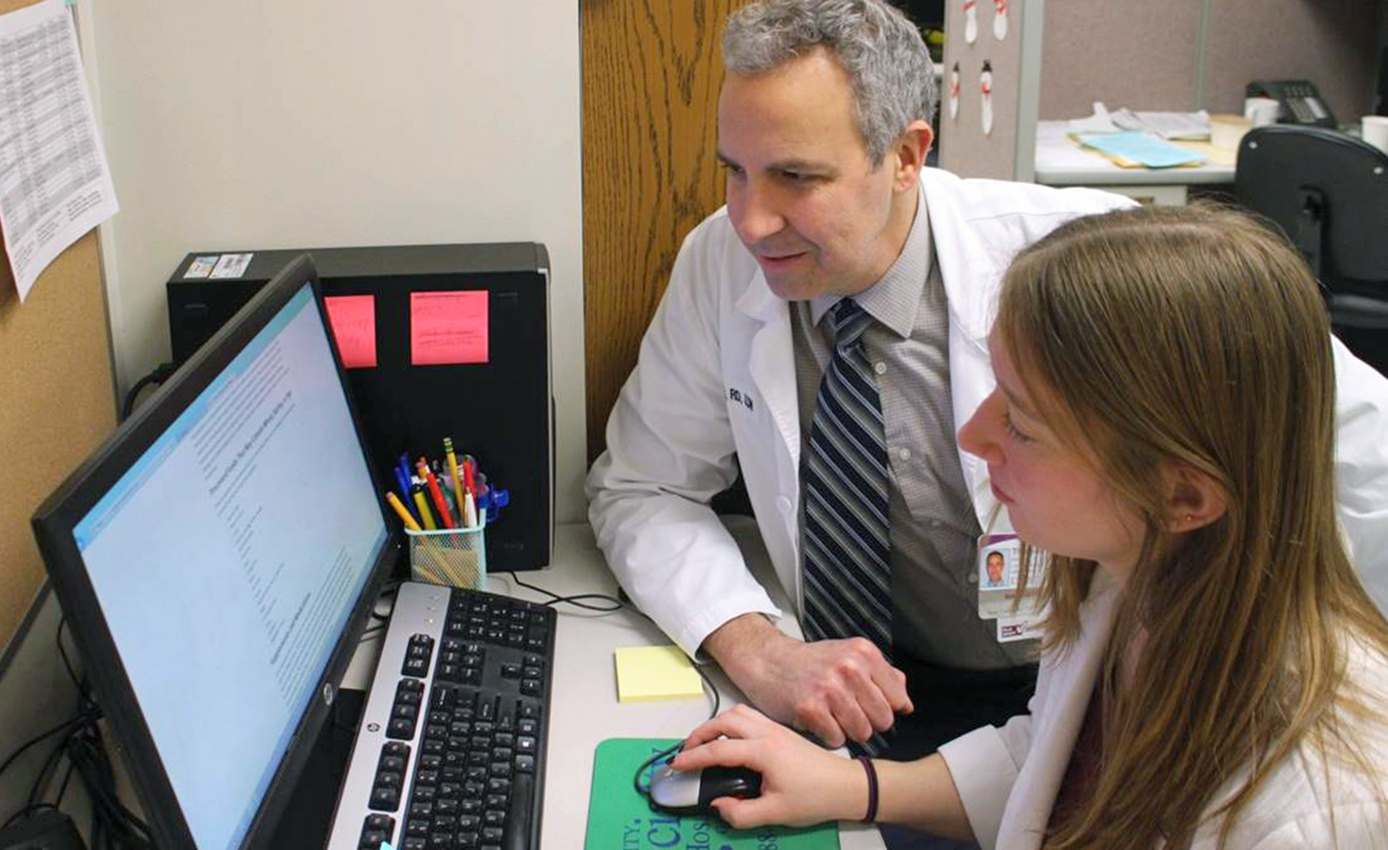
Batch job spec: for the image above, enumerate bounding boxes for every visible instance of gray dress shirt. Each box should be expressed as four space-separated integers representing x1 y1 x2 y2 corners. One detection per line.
790 190 1033 669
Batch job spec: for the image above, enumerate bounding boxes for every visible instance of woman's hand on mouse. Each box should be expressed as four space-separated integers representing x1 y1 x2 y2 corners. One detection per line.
670 704 866 829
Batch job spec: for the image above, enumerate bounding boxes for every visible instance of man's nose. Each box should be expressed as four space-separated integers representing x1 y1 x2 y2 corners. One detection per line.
732 179 785 245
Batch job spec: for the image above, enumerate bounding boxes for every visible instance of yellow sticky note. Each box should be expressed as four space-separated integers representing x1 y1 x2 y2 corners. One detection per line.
614 645 705 703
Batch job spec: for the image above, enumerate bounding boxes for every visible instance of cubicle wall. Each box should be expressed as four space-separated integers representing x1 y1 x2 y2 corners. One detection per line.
1039 0 1380 123
938 0 1043 180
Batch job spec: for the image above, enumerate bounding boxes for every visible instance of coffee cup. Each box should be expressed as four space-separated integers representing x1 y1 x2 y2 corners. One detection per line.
1244 97 1281 127
1362 115 1388 154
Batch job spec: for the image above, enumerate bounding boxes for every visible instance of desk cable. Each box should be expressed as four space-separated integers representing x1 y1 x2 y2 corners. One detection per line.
0 617 154 849
119 362 176 422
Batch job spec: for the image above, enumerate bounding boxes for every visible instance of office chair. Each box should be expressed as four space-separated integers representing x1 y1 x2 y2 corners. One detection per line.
1235 124 1388 375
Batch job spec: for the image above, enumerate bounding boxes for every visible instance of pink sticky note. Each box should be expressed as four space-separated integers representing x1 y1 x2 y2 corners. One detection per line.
323 295 377 369
410 290 488 366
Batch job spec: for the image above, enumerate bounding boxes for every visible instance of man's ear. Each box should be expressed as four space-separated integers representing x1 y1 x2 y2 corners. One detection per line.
892 119 934 190
1162 463 1228 532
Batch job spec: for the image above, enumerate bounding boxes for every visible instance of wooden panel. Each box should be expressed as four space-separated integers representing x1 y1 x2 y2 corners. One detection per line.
0 0 117 653
581 0 742 461
1038 0 1202 119
1204 0 1377 120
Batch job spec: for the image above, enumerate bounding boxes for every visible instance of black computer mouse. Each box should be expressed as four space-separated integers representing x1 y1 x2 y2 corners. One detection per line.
647 759 763 816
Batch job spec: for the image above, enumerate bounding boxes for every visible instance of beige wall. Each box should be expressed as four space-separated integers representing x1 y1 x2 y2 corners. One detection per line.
79 0 588 520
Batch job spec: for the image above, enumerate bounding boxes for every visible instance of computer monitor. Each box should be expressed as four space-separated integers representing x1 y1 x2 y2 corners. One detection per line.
32 255 400 849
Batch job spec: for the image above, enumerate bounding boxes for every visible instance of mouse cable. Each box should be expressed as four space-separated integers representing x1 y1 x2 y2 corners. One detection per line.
631 656 723 800
487 572 725 799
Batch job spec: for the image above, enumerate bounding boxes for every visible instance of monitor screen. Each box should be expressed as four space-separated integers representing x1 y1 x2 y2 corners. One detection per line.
34 257 392 849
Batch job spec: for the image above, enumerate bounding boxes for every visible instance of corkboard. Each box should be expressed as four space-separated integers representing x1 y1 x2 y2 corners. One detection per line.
0 1 118 652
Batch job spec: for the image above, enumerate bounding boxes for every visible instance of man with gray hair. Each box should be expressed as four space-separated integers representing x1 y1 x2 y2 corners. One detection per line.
588 0 1119 770
586 0 1388 828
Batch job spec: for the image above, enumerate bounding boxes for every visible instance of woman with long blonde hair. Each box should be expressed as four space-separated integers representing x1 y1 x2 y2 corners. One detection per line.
670 204 1388 848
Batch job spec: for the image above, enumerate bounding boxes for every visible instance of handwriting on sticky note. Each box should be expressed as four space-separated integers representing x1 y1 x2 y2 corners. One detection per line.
614 645 705 703
410 290 488 366
323 295 377 369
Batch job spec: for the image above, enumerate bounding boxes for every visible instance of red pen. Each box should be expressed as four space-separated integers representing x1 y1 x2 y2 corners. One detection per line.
462 456 476 498
418 459 455 529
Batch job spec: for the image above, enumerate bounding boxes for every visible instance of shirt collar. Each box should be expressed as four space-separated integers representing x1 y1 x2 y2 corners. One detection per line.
809 187 932 339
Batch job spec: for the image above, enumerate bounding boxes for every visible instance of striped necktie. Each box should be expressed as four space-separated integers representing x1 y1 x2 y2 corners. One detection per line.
802 298 893 659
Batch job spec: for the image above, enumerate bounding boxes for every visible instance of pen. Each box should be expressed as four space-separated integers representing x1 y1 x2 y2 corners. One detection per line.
384 491 422 531
411 484 437 530
392 466 417 523
419 460 455 529
437 475 458 523
463 491 478 528
444 437 466 523
462 455 476 498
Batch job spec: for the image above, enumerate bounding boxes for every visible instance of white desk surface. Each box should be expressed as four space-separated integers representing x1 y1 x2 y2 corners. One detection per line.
349 519 886 849
1033 120 1236 186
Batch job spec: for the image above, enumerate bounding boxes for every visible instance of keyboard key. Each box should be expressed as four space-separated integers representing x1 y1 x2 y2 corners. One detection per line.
369 785 400 811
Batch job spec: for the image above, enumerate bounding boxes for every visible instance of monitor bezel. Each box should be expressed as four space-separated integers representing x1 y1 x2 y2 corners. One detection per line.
31 254 401 849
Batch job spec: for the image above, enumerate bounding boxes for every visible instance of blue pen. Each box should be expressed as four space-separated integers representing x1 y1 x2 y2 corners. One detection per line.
393 465 418 523
396 453 413 489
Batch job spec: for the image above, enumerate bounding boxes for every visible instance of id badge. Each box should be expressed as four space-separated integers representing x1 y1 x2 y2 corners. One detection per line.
977 533 1046 643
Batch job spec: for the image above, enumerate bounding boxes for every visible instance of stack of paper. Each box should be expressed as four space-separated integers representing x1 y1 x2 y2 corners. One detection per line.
1073 131 1206 169
1110 108 1211 140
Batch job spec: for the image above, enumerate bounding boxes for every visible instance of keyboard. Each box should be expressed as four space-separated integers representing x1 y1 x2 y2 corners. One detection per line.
326 581 556 850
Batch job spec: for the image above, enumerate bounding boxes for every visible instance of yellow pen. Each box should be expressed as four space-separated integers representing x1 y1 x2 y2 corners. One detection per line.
385 490 422 532
444 437 465 525
411 484 437 530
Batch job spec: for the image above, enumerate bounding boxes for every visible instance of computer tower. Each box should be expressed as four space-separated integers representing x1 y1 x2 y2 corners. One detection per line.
167 243 553 571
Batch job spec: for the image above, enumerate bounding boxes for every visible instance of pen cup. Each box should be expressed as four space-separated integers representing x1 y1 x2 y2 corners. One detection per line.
405 520 487 590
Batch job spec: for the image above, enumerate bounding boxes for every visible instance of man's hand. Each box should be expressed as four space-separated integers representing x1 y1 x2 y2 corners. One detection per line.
701 613 912 748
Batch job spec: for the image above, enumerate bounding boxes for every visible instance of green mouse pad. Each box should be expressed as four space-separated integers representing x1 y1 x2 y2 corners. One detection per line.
583 738 840 850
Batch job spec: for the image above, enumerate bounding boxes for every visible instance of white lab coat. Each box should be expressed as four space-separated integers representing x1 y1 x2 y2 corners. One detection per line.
586 167 1388 658
938 570 1388 849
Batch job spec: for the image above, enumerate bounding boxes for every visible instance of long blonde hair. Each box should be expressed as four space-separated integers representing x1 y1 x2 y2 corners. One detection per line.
997 204 1388 849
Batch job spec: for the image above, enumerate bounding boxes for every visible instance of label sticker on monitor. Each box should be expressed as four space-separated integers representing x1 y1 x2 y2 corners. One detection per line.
410 290 488 366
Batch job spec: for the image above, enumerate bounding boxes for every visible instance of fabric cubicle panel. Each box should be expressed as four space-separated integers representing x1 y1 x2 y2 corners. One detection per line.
938 0 1036 179
1038 0 1202 119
